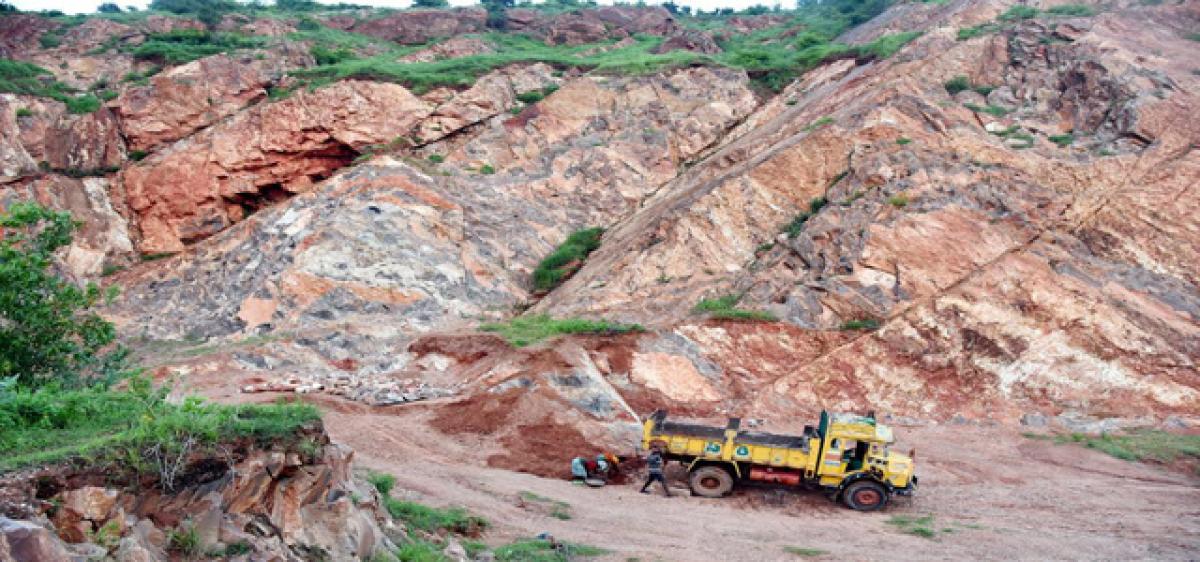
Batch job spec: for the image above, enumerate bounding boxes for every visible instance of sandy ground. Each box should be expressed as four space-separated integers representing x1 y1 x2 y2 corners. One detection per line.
308 404 1200 562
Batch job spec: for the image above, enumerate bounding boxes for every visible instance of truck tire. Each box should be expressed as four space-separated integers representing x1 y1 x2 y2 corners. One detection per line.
843 480 889 511
689 466 734 497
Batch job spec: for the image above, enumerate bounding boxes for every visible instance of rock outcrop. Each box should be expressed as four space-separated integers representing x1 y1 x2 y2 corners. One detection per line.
349 8 487 44
507 6 678 45
123 80 433 252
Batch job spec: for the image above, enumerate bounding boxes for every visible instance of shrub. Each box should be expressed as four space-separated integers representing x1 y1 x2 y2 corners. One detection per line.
15 107 32 117
855 31 921 59
311 45 356 65
99 90 118 101
39 33 62 48
480 315 643 347
963 103 1008 117
167 522 202 556
886 194 909 208
896 137 912 145
784 197 828 238
0 204 129 388
840 318 880 330
944 75 970 95
427 154 444 163
479 164 496 175
131 30 263 64
367 471 396 496
129 149 148 161
998 5 1039 21
956 24 999 41
694 294 777 322
531 226 603 291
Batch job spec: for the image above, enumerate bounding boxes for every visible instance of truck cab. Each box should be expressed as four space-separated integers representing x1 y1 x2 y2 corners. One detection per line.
814 411 916 509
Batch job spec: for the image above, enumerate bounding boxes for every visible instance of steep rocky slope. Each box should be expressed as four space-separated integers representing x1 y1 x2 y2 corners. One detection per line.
1 0 1197 475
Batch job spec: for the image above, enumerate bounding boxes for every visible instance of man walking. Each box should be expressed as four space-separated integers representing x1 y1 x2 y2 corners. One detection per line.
639 447 670 496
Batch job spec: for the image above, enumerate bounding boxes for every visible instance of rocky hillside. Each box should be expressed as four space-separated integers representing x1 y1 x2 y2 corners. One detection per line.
2 0 1198 477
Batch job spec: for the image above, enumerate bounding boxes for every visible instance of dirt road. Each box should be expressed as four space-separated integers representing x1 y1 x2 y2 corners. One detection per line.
313 405 1200 561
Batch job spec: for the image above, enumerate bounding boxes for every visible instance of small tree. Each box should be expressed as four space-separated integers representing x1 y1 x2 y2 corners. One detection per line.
483 0 513 29
97 2 123 13
413 0 450 7
0 203 127 389
0 1 16 13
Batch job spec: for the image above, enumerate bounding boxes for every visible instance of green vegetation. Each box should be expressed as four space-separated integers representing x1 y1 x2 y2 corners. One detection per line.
140 251 176 261
14 107 32 117
427 154 445 164
384 499 489 535
0 59 102 114
481 315 643 347
519 491 572 520
840 318 881 331
129 149 148 161
531 227 604 291
479 164 496 175
166 522 202 556
122 66 162 85
516 85 560 104
1 203 126 387
367 471 397 496
886 514 937 539
963 103 1008 117
1046 4 1096 17
1187 33 1200 42
784 197 828 238
1048 133 1075 147
956 23 1000 41
896 137 912 145
311 44 357 65
694 294 777 322
855 30 922 59
784 546 830 557
495 539 609 562
130 30 263 64
944 75 971 95
100 263 126 277
998 5 1040 21
886 194 910 207
1008 132 1035 149
1026 430 1200 465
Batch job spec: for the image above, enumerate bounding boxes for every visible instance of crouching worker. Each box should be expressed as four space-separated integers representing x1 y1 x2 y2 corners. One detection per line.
570 456 589 481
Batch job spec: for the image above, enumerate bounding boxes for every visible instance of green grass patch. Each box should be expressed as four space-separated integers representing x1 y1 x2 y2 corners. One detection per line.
963 103 1008 117
886 514 938 539
1048 133 1075 147
367 471 396 496
427 154 444 163
384 498 488 536
519 491 572 520
494 539 609 561
1046 4 1096 17
957 23 1000 41
998 5 1040 21
516 84 560 104
479 164 496 175
0 59 101 114
840 318 880 330
130 29 263 64
531 227 604 292
0 385 320 474
896 137 912 145
15 107 33 117
1048 431 1200 464
944 75 971 95
694 294 777 322
804 116 835 132
886 194 909 208
855 31 922 59
784 546 829 557
481 315 643 347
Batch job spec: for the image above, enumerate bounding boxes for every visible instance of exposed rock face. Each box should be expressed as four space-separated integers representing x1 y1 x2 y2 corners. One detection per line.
653 29 722 54
0 428 392 561
0 14 56 58
411 63 560 144
350 8 487 44
114 52 308 153
123 80 433 252
110 67 758 343
0 175 133 279
534 2 1200 419
1 95 125 176
399 36 495 63
507 6 678 45
0 96 39 183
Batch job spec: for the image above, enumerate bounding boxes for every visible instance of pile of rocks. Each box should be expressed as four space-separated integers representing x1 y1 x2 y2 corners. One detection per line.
242 374 455 406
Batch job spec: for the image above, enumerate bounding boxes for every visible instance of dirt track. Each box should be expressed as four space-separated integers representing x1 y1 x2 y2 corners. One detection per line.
313 405 1200 562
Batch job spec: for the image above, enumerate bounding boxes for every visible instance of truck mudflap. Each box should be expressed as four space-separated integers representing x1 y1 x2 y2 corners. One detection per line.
894 475 918 496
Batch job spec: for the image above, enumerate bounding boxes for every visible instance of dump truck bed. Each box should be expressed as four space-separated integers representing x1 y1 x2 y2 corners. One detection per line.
644 411 821 472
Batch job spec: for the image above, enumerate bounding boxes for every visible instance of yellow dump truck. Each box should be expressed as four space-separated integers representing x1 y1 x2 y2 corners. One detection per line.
641 410 916 510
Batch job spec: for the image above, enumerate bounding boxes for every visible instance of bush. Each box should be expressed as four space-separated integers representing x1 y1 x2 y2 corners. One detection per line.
479 164 496 174
129 149 148 161
956 23 999 41
167 523 202 556
694 294 776 322
896 137 911 145
97 2 122 12
944 75 970 95
1047 133 1075 147
531 227 603 291
15 107 32 117
311 45 356 65
39 33 63 48
427 154 444 163
0 203 129 388
963 103 1008 117
131 30 263 64
854 31 921 59
367 471 396 496
886 194 909 208
480 315 643 347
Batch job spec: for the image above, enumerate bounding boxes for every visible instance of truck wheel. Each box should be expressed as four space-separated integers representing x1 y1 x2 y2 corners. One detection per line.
689 466 734 497
843 480 889 511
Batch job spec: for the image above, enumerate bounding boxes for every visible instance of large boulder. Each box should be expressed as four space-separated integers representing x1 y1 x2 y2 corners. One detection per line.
0 517 73 562
349 8 487 44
